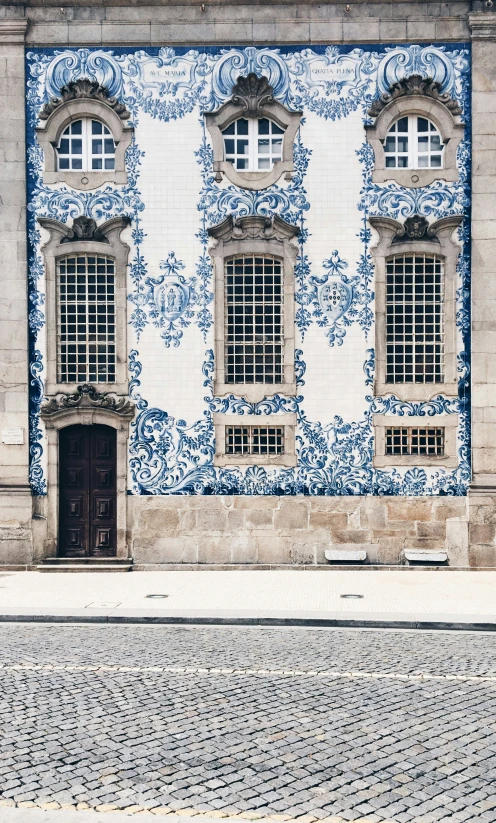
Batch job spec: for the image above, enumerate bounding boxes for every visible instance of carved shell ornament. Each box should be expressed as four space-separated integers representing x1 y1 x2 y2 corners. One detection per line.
38 78 131 121
230 73 275 116
367 74 463 119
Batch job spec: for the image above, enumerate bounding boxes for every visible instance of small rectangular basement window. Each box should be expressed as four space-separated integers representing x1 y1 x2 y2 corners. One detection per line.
226 426 284 456
385 427 445 456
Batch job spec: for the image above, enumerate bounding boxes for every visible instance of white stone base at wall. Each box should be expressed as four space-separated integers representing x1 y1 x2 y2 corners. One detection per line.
128 495 471 567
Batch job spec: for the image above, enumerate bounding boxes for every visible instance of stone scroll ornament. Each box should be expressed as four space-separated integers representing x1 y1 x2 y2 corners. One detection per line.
367 74 462 119
38 78 131 121
41 384 135 418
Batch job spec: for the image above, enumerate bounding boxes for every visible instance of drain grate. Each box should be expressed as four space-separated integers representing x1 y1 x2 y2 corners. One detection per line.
145 594 169 599
340 594 364 599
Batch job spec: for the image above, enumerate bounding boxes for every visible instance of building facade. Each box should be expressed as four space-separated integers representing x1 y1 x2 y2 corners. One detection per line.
1 0 496 567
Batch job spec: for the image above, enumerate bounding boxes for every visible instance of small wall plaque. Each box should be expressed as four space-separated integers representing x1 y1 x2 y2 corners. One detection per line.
2 427 24 445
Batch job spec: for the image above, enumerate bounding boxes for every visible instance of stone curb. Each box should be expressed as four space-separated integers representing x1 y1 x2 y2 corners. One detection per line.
0 611 495 631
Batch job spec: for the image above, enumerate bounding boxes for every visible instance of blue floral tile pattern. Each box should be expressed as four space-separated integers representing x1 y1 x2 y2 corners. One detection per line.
25 42 471 497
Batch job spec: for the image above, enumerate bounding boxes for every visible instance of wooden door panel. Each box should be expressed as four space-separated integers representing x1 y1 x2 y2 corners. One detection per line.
59 424 117 558
93 496 115 520
94 467 113 489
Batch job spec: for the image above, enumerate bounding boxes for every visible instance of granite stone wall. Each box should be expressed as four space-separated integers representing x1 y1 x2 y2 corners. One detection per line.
129 495 470 567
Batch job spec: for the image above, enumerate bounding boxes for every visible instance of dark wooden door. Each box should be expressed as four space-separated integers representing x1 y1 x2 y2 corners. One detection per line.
59 424 117 557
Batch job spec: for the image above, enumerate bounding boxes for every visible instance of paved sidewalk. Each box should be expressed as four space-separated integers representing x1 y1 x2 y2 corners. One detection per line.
1 810 268 823
0 569 494 629
0 808 368 823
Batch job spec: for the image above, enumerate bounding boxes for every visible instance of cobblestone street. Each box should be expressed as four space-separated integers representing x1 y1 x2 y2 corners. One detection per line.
1 625 496 822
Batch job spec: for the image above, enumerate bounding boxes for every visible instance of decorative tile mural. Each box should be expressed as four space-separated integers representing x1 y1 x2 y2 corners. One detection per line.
25 43 471 496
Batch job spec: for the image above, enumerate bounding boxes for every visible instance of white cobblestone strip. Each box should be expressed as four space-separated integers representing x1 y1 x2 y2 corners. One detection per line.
1 661 496 683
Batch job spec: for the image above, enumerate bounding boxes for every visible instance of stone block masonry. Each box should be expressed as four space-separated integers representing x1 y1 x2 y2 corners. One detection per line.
129 495 470 566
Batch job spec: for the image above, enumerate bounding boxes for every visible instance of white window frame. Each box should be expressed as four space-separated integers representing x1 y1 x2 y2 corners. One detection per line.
384 115 444 171
205 74 302 191
37 94 133 191
56 118 116 173
365 81 464 188
222 117 284 173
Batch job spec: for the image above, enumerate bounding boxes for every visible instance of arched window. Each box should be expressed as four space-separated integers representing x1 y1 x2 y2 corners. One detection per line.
205 74 301 190
56 119 116 172
36 79 133 189
222 118 284 172
365 76 464 187
384 116 444 170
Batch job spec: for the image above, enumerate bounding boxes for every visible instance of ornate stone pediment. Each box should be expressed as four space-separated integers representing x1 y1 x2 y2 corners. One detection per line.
230 73 275 117
208 214 300 243
38 215 130 247
392 215 437 243
369 214 462 247
60 216 109 244
368 74 462 119
39 78 131 121
41 385 135 420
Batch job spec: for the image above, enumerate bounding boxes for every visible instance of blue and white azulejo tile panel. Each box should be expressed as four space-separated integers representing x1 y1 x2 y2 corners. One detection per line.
25 43 471 497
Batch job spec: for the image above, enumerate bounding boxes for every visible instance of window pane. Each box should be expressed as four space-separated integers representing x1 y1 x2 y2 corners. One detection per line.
57 254 116 384
237 118 249 135
397 117 408 131
72 139 82 154
386 253 444 384
225 255 283 384
385 426 444 456
258 118 270 135
226 426 284 456
71 120 82 135
91 120 103 134
417 117 429 132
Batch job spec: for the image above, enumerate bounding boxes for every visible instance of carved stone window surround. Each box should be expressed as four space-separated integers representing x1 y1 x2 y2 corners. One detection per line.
373 413 458 469
366 76 464 188
38 215 131 397
369 214 462 402
37 90 133 191
208 214 299 404
204 74 302 191
39 403 133 560
213 413 297 467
